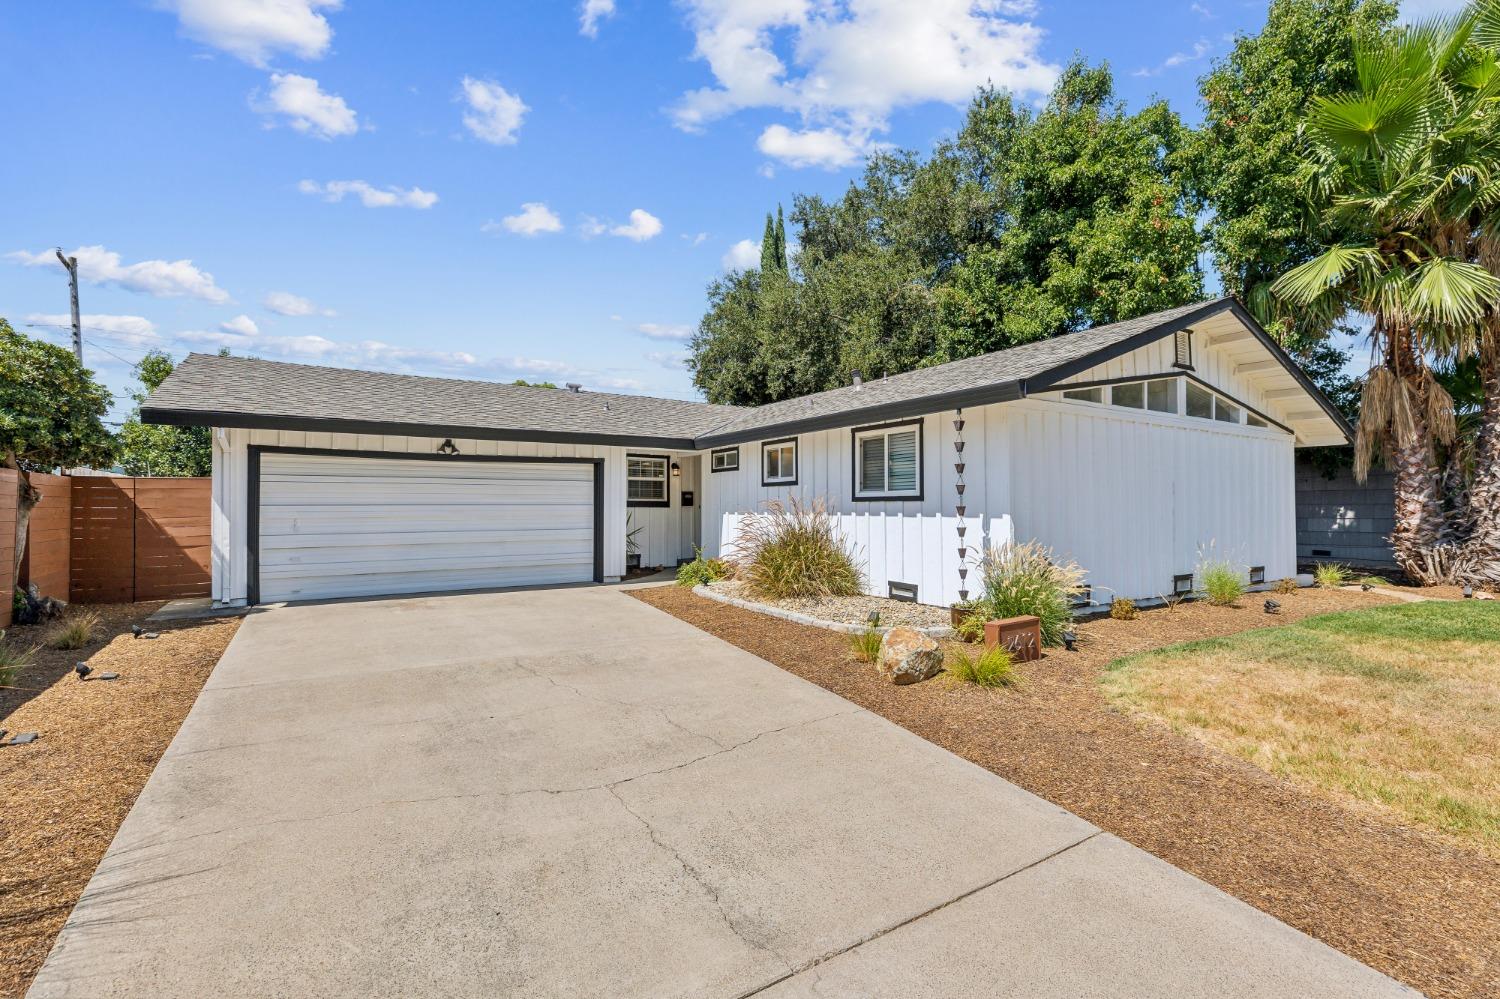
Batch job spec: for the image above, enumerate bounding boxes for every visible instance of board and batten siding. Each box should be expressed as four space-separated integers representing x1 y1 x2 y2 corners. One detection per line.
701 395 1295 607
210 428 632 604
625 453 701 568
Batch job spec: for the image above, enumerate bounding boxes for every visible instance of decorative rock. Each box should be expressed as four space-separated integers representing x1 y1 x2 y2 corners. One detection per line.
877 627 944 685
1477 591 1496 601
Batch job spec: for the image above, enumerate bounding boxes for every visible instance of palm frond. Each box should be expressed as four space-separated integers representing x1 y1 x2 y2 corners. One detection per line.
1271 246 1381 306
1410 256 1500 325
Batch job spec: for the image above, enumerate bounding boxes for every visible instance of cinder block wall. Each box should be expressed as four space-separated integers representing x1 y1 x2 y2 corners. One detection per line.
1295 455 1396 568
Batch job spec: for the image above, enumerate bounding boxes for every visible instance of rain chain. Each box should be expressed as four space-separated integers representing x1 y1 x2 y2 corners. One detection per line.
954 408 969 602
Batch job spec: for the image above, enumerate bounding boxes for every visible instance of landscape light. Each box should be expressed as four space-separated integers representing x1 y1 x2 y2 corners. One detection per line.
1264 599 1281 615
1464 585 1474 599
75 662 92 680
1062 630 1077 652
866 611 880 627
437 438 460 456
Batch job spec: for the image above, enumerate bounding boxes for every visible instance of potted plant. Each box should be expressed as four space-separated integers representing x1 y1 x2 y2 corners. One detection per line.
625 513 643 572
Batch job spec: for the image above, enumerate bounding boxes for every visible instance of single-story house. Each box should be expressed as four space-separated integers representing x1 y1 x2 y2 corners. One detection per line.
141 297 1351 608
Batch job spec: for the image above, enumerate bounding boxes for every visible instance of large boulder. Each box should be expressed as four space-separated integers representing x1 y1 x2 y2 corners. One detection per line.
877 627 943 685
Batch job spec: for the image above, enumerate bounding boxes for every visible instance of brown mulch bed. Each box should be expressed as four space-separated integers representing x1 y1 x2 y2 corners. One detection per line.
632 584 1500 999
0 603 241 999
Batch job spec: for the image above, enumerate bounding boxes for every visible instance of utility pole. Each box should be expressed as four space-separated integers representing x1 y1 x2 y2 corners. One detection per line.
54 249 81 362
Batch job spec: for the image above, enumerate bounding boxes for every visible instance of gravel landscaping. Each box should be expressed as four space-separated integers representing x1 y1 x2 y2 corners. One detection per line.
631 583 1500 999
0 603 241 999
703 579 952 630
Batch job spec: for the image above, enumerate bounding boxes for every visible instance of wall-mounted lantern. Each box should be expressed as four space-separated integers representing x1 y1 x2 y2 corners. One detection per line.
670 461 681 478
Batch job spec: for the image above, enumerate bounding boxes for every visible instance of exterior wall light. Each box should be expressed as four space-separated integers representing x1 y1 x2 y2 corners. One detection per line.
671 461 681 477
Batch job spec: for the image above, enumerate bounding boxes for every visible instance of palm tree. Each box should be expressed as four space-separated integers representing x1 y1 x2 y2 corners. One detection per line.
1274 9 1500 582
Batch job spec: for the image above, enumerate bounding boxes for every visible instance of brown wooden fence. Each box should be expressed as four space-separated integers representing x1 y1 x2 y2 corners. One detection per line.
1 474 211 622
71 477 212 604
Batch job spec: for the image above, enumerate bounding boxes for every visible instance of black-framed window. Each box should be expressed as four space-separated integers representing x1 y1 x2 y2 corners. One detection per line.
710 446 740 473
626 454 670 506
761 437 797 486
852 419 922 500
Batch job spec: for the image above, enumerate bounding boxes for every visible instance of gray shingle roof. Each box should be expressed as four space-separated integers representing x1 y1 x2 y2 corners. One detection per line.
143 298 1260 446
698 298 1231 443
141 354 742 446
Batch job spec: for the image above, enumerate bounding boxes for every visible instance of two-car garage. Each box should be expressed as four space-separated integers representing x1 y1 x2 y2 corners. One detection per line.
250 449 602 604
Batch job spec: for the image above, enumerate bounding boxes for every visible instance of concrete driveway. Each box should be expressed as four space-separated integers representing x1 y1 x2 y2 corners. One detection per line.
29 586 1414 998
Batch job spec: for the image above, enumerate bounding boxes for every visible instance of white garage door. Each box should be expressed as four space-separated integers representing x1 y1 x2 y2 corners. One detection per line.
256 453 596 603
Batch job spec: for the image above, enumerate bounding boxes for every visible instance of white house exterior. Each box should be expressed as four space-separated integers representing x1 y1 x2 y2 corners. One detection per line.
141 298 1350 608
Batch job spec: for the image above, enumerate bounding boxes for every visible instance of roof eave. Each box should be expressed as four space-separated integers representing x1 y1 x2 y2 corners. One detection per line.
140 406 702 451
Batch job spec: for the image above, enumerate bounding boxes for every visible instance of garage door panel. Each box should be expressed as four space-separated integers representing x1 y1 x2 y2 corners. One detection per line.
256 453 597 603
258 505 594 536
259 527 594 552
263 562 594 602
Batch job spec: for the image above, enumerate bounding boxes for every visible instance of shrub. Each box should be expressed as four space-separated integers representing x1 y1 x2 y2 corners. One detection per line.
954 611 987 644
1274 577 1299 595
1315 562 1352 588
732 497 864 599
847 628 883 663
946 644 1017 688
0 631 37 688
676 550 730 588
1199 559 1245 607
975 540 1086 647
47 609 102 650
1110 597 1138 620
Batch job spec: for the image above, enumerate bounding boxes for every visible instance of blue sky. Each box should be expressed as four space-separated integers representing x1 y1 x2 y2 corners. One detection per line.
1 1 1452 422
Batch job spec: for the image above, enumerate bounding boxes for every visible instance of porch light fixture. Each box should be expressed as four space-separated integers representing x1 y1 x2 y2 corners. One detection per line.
671 461 681 477
437 438 460 456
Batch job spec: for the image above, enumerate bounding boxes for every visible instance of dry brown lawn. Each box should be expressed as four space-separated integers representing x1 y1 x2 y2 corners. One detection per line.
0 603 241 999
1104 601 1500 856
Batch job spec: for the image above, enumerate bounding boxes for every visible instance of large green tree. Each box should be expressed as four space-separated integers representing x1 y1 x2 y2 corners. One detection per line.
1274 7 1500 581
117 350 212 477
689 61 1203 405
0 319 116 576
1191 0 1400 342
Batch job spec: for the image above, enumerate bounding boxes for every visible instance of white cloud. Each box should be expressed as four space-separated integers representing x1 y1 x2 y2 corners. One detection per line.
757 123 866 170
579 215 608 238
159 0 341 67
1190 2 1213 17
460 76 527 145
9 245 230 303
580 0 615 37
1133 39 1213 77
24 313 161 348
486 202 563 236
221 314 260 336
610 209 663 241
671 0 1057 168
256 72 358 138
299 179 438 208
263 290 334 316
635 322 693 341
722 238 760 271
682 231 709 246
645 350 689 370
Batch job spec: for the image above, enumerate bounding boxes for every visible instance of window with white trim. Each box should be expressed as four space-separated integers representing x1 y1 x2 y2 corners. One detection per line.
626 455 668 504
1063 386 1103 403
710 447 739 472
854 423 921 498
763 439 797 484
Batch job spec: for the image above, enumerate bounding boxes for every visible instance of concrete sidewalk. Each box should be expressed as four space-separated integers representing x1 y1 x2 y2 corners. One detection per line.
28 586 1416 998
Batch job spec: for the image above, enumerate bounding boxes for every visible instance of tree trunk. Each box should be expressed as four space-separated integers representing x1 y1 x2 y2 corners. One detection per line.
8 461 41 582
1462 335 1500 587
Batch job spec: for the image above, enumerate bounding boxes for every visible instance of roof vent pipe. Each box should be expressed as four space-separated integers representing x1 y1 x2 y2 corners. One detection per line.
565 382 583 393
852 370 863 390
